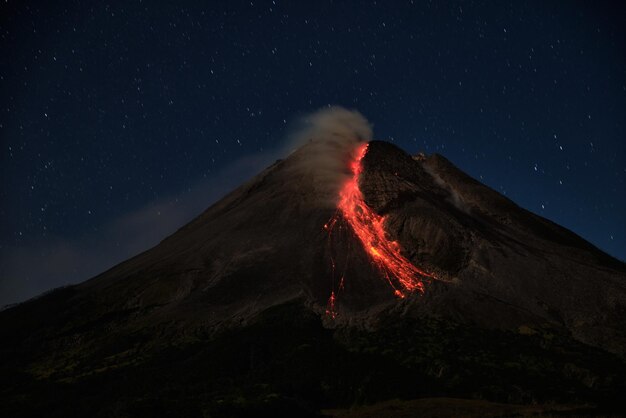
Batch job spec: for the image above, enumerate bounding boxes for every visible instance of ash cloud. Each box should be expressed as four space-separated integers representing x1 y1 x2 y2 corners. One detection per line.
285 106 372 152
281 106 373 206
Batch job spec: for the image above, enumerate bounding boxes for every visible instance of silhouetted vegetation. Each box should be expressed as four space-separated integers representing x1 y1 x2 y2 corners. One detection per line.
1 302 624 417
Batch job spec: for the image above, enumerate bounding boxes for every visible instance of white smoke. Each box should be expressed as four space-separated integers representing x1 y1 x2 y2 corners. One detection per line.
284 106 373 152
280 106 373 207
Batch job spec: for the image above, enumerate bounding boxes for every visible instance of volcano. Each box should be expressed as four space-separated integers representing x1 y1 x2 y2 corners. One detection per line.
2 129 625 416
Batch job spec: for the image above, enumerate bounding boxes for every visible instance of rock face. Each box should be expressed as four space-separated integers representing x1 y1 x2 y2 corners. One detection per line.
361 141 626 355
1 140 625 417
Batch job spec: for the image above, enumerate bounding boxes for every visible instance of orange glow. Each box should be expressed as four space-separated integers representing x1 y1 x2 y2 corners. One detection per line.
325 142 435 317
325 291 337 319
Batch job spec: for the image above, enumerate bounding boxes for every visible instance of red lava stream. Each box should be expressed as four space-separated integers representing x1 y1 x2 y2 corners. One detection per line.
325 142 435 318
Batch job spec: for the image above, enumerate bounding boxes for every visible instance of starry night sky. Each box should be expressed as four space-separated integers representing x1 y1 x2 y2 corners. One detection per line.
1 0 624 306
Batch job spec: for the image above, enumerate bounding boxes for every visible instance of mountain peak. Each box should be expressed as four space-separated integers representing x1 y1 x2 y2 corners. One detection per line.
2 135 625 416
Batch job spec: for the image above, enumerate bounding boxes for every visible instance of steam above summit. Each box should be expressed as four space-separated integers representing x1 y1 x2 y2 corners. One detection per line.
280 107 372 208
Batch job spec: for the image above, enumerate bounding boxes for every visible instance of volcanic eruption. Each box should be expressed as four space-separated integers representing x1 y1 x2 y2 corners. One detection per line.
1 108 625 417
324 141 438 317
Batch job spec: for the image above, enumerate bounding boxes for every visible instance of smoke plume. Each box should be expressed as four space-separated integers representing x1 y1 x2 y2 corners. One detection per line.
281 106 373 207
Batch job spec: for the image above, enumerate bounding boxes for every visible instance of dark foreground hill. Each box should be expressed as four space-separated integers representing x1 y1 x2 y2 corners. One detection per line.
1 140 625 417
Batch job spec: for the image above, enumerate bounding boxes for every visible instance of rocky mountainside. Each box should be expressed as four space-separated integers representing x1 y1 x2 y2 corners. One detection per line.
1 139 625 417
362 142 626 355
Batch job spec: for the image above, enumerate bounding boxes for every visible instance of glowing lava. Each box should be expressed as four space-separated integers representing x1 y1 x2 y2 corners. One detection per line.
325 142 435 317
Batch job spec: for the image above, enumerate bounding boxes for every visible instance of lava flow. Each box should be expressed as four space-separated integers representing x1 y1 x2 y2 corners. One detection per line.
325 142 435 317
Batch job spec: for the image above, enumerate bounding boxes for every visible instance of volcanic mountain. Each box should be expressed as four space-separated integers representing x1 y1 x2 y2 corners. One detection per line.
2 119 625 416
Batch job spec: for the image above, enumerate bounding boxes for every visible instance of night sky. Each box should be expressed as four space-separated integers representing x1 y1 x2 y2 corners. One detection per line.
1 0 624 306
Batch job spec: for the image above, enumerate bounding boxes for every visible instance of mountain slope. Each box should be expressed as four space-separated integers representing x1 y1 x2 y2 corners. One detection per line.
1 139 625 417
